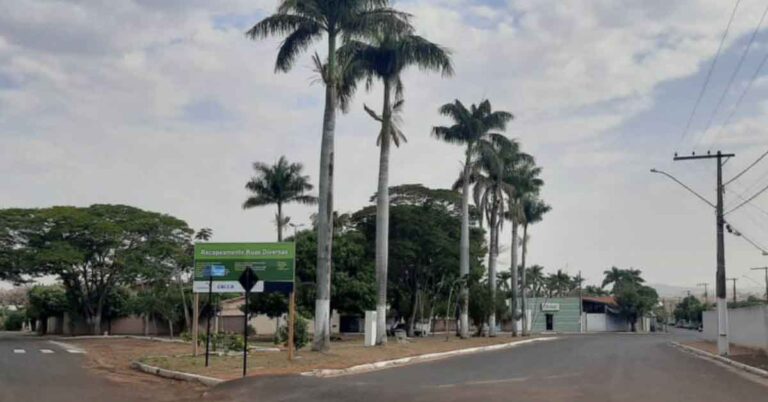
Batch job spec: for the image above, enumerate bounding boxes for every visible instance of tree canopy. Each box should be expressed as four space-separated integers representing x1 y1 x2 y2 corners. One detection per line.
0 205 193 334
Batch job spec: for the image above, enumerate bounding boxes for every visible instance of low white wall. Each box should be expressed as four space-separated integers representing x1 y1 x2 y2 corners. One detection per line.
703 305 768 351
586 313 606 332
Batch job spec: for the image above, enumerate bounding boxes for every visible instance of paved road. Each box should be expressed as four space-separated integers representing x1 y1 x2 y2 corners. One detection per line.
0 331 190 402
207 331 768 402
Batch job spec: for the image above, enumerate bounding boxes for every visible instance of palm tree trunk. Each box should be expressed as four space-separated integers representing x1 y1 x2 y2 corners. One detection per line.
277 202 283 242
510 215 519 337
375 79 392 345
521 224 529 336
487 198 498 336
459 146 471 339
312 31 337 352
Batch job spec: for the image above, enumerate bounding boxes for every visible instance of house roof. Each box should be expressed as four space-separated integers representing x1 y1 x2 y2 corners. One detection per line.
582 296 618 306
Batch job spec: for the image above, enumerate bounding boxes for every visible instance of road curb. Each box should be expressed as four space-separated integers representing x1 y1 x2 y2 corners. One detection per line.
302 336 559 378
670 341 768 379
130 361 224 387
51 335 188 344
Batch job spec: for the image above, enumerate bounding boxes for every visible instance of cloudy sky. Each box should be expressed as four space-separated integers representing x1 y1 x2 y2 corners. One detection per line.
2 0 768 293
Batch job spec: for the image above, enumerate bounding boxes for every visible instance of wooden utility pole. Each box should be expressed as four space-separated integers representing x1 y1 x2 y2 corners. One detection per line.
750 267 768 303
726 278 738 304
288 291 296 360
192 293 200 356
674 150 734 356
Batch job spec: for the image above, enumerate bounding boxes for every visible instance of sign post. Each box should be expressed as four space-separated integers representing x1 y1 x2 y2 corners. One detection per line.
203 265 227 367
238 267 258 377
192 243 295 371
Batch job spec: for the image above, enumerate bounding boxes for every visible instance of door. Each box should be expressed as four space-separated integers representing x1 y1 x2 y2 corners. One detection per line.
545 313 554 331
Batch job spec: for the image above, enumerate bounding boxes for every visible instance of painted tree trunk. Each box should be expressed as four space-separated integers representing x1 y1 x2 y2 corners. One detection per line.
510 217 519 337
487 198 498 336
375 79 392 345
521 224 528 336
459 147 471 339
277 202 283 242
312 32 337 352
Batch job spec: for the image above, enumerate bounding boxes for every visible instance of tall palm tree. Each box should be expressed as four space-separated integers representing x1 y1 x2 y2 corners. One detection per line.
502 154 541 336
547 269 571 297
456 137 519 336
525 265 545 297
520 196 550 335
602 267 644 293
339 29 452 345
432 100 513 338
247 0 410 351
243 156 317 242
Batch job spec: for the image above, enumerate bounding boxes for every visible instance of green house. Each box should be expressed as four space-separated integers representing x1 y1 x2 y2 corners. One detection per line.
527 297 582 333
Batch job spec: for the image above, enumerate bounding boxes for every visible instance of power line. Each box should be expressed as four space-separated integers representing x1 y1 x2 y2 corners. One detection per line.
696 2 768 149
680 0 743 144
726 221 768 254
725 181 768 215
712 50 768 145
725 147 768 185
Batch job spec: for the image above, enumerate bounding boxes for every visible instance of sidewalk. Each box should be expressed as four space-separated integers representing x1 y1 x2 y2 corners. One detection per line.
680 340 768 372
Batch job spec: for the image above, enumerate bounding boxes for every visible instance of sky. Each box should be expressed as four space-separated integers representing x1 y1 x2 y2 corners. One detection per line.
1 0 768 294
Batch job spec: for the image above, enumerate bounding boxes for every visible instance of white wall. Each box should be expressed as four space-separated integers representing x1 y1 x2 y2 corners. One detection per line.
585 313 627 332
703 305 768 351
586 313 606 331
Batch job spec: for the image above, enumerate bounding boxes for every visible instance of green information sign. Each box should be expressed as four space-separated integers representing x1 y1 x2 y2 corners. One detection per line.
193 243 295 293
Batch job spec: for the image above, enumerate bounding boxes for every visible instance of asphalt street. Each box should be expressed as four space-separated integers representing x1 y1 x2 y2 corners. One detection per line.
207 331 768 402
0 331 178 402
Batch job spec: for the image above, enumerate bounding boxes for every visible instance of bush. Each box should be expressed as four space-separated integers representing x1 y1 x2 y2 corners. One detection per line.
3 310 26 331
278 315 309 350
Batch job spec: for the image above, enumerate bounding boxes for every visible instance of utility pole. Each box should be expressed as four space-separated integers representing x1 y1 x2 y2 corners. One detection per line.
673 150 734 356
697 283 709 306
750 267 768 303
726 278 738 304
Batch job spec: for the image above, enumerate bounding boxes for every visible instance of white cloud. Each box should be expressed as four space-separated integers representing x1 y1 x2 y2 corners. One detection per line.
1 0 768 287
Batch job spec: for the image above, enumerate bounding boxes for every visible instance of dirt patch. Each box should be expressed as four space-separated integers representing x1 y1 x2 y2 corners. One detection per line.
64 338 207 401
683 340 768 371
141 335 540 380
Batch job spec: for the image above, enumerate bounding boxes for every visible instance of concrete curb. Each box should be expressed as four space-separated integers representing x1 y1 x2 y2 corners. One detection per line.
50 335 188 344
670 342 768 379
130 361 224 387
302 337 559 378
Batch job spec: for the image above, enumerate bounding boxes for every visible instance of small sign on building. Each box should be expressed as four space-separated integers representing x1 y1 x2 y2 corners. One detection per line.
541 302 560 312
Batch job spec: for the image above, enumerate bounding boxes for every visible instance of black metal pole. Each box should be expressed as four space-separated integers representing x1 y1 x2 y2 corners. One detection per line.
243 289 249 377
205 275 212 367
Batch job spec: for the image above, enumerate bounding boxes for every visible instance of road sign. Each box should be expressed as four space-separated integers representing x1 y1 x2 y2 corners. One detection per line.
203 264 227 278
238 267 259 293
193 243 295 293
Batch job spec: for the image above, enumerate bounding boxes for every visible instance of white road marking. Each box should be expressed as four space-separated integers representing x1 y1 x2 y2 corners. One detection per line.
48 340 86 354
13 349 25 354
40 349 55 354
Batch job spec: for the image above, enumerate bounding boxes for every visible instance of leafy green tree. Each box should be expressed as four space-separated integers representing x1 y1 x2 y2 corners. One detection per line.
243 156 317 242
355 184 486 336
339 29 452 345
0 205 193 334
674 295 705 324
615 284 658 332
26 285 69 333
247 0 410 352
432 100 512 338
